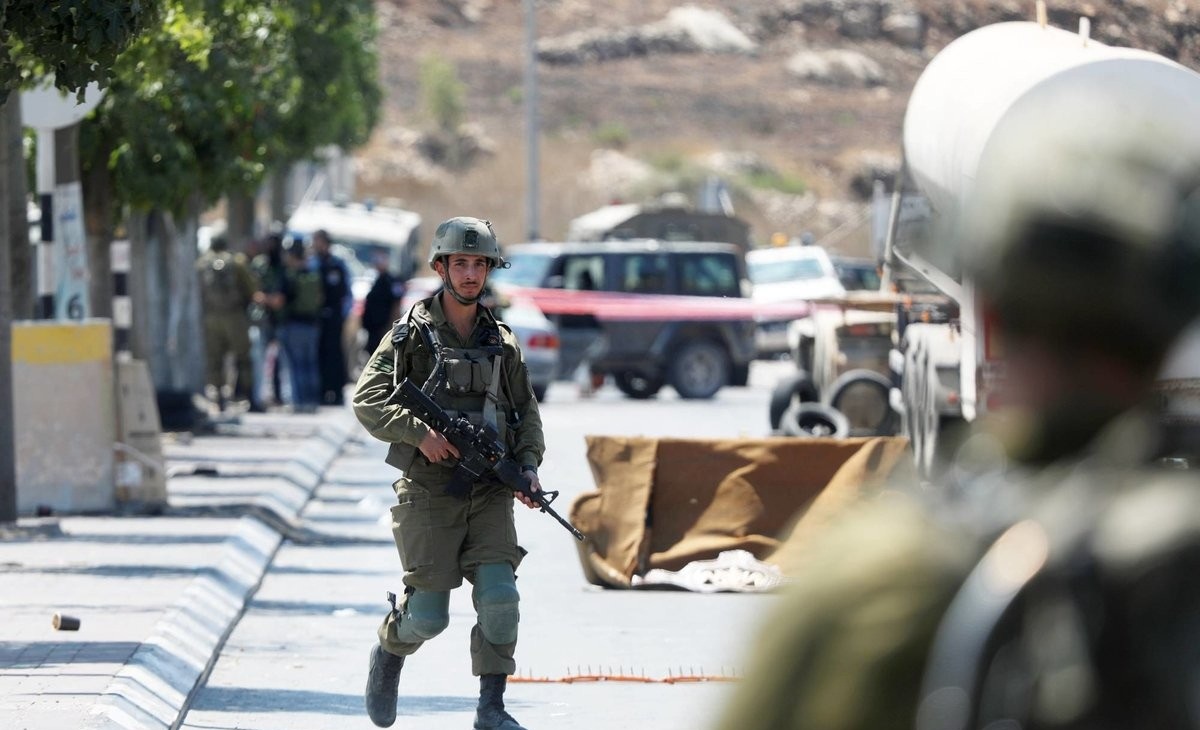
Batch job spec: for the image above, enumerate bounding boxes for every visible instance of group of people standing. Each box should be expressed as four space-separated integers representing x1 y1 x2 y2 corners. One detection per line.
197 227 404 415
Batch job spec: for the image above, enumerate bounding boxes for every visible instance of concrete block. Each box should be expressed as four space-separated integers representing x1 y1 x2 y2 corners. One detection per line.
12 320 115 514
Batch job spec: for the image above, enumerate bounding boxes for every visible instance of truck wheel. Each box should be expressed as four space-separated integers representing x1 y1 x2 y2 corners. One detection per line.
825 369 898 436
614 371 663 399
669 340 729 400
769 371 819 430
780 402 849 439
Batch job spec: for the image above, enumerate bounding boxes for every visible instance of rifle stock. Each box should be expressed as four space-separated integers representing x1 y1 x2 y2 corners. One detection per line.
392 378 586 541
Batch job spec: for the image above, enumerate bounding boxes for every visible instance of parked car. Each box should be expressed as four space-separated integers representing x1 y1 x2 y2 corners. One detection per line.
399 276 560 402
489 240 757 400
831 256 883 292
746 245 846 357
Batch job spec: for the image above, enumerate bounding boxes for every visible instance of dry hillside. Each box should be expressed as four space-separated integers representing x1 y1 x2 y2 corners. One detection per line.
355 0 1200 257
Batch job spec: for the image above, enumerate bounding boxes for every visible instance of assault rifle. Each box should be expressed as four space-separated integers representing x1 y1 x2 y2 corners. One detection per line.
391 378 585 541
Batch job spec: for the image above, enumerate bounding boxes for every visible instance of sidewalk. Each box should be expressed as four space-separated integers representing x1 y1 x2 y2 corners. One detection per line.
0 406 359 730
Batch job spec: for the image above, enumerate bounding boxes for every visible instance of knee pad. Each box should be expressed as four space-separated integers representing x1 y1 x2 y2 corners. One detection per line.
474 563 520 645
405 590 450 640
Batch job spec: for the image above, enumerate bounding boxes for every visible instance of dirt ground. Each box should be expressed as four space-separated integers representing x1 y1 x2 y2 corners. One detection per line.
357 0 1197 254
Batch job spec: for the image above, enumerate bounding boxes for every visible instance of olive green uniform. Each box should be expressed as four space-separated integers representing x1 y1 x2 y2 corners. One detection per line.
353 294 544 676
196 248 257 396
713 414 1199 730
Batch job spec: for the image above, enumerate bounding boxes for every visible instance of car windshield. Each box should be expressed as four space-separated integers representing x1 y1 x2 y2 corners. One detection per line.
835 262 881 291
748 256 826 285
491 252 554 287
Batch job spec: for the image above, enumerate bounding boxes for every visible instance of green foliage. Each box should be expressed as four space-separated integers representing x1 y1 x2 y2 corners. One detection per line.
593 122 630 149
81 0 381 214
0 0 164 102
420 55 466 133
648 151 688 174
742 168 807 195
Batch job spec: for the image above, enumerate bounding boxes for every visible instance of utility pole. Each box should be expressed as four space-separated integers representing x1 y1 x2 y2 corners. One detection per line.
0 97 19 523
523 0 541 241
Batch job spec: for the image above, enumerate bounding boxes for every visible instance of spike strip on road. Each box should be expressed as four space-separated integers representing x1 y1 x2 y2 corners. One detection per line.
509 665 740 684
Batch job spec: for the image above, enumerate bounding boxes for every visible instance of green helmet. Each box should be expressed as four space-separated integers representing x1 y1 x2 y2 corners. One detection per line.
428 217 503 269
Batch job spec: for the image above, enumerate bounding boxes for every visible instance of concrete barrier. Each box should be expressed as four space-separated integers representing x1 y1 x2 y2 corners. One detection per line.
12 320 115 514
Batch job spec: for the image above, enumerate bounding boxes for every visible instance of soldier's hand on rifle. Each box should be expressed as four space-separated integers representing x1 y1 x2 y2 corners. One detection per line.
517 470 541 509
418 430 461 463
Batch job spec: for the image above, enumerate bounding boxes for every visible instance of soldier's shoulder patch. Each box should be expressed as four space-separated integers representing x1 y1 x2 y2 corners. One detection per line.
391 320 410 347
370 352 396 375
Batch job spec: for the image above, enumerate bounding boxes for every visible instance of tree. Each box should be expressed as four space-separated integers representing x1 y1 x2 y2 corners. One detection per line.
0 1 162 102
76 0 381 409
0 0 164 521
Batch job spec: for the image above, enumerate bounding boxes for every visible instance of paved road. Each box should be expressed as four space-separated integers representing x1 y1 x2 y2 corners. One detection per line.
181 363 794 730
0 361 799 730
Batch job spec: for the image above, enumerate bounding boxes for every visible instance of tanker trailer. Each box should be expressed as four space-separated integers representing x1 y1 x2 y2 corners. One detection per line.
884 17 1200 476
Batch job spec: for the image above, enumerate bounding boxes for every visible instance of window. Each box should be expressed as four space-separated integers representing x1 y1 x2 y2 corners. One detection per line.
679 253 739 297
491 253 554 287
562 255 605 291
620 254 670 293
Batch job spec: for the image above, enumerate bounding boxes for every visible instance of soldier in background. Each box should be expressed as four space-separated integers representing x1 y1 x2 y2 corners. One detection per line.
714 109 1200 729
360 246 405 356
248 228 287 412
196 234 257 412
311 228 353 406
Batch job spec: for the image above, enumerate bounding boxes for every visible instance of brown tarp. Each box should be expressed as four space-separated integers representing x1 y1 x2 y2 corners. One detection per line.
569 435 912 588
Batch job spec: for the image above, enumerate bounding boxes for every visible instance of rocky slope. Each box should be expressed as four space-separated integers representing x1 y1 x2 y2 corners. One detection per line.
356 0 1199 256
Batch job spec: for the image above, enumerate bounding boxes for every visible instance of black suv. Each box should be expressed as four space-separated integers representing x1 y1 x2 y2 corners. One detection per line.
491 240 755 399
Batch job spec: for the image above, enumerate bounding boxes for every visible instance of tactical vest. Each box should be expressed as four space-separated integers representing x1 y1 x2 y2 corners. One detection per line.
384 298 515 480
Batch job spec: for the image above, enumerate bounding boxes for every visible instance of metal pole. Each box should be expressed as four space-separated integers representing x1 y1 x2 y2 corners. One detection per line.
0 98 18 523
111 240 132 362
523 0 541 241
36 128 54 319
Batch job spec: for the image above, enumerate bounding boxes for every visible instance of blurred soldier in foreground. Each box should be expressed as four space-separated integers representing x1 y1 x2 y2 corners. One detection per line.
354 217 545 729
196 234 257 411
714 108 1200 729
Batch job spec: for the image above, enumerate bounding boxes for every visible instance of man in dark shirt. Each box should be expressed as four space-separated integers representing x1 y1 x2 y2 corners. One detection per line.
311 229 352 405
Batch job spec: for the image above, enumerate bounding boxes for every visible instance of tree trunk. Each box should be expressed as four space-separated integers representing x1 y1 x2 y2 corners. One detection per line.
269 170 290 227
7 98 30 320
128 199 206 428
0 97 19 522
82 131 115 319
225 191 256 253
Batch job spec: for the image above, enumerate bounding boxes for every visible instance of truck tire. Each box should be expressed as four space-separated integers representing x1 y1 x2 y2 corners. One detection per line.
825 369 898 437
614 371 663 399
669 340 730 400
780 402 850 439
769 371 819 430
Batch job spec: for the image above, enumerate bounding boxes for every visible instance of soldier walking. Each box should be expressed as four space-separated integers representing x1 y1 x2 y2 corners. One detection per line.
353 217 545 730
196 234 257 411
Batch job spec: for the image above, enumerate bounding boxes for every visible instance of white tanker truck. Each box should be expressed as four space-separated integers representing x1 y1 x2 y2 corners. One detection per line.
884 15 1200 475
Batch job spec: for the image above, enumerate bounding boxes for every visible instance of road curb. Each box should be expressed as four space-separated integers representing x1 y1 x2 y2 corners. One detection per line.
83 411 359 730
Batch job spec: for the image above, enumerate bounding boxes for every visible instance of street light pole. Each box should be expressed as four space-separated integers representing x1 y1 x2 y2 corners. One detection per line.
0 98 18 523
523 0 541 241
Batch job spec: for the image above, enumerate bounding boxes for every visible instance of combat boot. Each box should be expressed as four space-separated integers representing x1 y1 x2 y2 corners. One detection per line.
365 644 404 727
474 674 528 730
